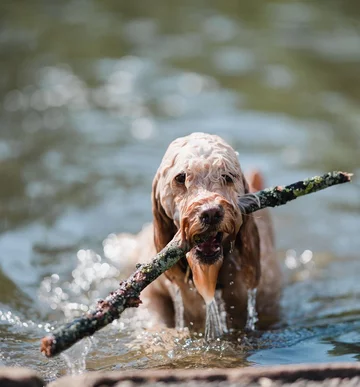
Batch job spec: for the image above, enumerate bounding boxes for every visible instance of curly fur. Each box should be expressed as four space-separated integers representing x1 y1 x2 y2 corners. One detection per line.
138 133 282 332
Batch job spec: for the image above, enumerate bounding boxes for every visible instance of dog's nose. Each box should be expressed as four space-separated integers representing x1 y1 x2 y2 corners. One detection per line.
199 205 224 225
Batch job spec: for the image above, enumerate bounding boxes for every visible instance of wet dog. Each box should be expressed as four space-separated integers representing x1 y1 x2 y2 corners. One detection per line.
136 133 281 334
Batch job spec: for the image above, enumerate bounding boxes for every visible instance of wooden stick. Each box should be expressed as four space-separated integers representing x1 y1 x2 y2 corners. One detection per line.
40 237 187 357
40 171 352 357
239 171 352 214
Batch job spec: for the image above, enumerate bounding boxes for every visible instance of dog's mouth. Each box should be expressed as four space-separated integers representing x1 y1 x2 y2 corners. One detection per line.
194 232 223 264
186 232 227 304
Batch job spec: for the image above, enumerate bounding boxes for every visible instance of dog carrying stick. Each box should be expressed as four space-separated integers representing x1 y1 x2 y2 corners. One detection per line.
40 171 352 357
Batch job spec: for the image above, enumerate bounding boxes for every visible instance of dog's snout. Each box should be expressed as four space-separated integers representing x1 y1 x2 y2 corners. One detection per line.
199 205 224 226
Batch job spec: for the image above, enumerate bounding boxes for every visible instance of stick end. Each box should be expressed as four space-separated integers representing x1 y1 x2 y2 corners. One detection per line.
340 171 353 182
40 335 55 358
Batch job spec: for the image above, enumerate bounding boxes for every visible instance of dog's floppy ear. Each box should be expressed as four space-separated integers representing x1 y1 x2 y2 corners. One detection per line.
152 174 176 253
235 175 261 289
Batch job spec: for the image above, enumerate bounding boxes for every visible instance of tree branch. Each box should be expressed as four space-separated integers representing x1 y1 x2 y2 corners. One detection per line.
40 171 352 357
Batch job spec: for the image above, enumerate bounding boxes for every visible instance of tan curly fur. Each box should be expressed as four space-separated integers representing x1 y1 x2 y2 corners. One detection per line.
137 132 282 332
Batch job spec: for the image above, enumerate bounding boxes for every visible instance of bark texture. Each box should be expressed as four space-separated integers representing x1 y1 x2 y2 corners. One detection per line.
41 171 352 357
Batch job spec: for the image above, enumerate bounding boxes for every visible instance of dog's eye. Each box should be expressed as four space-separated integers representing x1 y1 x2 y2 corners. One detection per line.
175 173 186 184
223 174 234 184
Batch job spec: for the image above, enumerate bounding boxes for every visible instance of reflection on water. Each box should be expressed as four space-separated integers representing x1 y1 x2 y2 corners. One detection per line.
0 0 360 382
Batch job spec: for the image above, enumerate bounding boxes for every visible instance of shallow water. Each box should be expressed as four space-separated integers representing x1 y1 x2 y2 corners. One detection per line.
1 0 360 383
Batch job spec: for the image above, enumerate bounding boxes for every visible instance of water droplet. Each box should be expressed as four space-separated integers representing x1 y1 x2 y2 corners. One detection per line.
285 249 298 269
229 241 234 254
300 249 313 264
51 274 60 283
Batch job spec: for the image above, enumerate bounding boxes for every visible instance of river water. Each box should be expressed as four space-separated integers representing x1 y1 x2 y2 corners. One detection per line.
0 0 360 383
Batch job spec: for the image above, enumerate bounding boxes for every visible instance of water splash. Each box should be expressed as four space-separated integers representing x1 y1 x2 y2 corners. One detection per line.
60 337 95 375
38 246 125 319
168 283 185 330
245 288 258 331
214 289 228 333
205 291 228 340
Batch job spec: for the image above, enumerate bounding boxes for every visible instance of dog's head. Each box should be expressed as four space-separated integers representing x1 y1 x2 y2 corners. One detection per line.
152 133 260 303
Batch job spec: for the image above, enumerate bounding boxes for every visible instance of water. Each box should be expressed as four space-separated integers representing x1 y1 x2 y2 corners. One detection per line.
1 0 360 383
60 337 94 375
205 294 228 341
169 283 185 330
245 289 258 332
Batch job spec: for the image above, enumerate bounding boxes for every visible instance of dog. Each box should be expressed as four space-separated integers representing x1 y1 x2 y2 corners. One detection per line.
134 132 281 334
